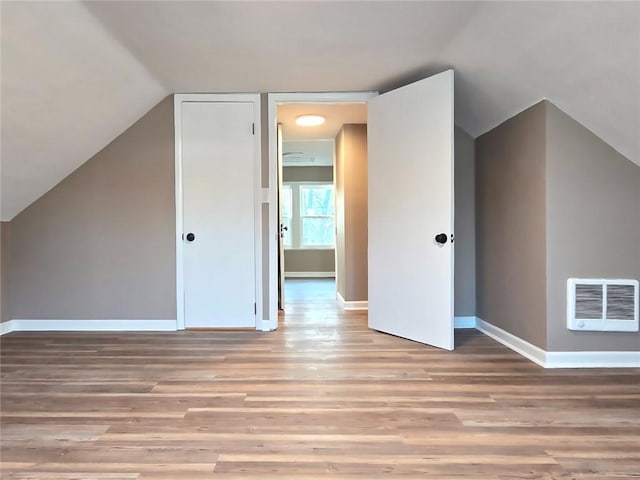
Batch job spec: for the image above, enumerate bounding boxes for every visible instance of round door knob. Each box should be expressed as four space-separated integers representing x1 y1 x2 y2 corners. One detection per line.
435 233 448 244
186 233 195 242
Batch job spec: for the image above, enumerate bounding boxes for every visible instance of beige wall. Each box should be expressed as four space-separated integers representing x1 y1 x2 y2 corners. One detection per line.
545 103 640 352
335 129 347 297
283 166 332 183
476 100 640 353
476 102 548 349
8 96 176 320
284 249 335 274
335 124 368 302
1 222 10 323
454 127 476 317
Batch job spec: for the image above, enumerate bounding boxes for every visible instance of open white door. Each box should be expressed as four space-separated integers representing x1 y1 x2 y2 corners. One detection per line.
368 70 454 350
277 123 286 310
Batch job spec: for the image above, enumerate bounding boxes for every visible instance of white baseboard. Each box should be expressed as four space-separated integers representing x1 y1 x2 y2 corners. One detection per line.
1 320 15 335
475 318 640 368
336 292 368 311
1 319 177 334
454 316 477 329
475 318 546 367
257 319 277 332
545 350 640 368
285 272 335 278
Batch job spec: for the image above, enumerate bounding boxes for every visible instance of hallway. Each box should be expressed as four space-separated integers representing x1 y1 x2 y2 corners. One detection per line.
283 278 337 305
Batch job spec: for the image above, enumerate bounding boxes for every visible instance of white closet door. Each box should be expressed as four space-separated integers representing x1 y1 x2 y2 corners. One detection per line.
181 101 256 328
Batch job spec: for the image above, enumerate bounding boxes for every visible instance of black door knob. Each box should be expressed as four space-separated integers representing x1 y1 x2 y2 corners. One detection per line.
435 233 448 244
186 233 195 242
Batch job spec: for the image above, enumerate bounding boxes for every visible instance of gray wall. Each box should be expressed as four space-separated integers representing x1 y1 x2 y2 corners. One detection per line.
284 249 335 275
454 127 476 317
1 222 10 323
335 124 368 302
335 128 347 296
476 102 548 349
283 166 332 183
545 103 640 352
8 96 176 320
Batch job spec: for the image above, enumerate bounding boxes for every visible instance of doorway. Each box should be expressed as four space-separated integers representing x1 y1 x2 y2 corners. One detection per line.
267 71 456 350
175 94 263 330
275 100 370 320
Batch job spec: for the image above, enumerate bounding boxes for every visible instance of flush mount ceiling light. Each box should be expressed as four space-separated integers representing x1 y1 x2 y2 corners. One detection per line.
295 114 326 127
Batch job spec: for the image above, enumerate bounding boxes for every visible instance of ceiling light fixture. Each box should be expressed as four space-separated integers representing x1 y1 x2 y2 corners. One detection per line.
295 114 325 127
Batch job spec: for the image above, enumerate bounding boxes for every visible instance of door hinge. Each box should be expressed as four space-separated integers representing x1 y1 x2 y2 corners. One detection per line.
254 303 257 315
252 123 255 135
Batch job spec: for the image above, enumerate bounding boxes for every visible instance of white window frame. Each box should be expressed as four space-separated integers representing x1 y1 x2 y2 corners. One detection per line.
283 181 335 250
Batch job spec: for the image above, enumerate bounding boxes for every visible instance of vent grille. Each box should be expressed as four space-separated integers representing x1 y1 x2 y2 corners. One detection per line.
575 284 603 319
606 285 636 320
568 279 639 332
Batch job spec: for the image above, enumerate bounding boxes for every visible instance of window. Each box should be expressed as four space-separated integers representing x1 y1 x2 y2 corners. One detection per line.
300 185 335 247
282 182 335 249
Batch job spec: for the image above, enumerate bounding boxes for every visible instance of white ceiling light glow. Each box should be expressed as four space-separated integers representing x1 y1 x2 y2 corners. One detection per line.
295 114 326 127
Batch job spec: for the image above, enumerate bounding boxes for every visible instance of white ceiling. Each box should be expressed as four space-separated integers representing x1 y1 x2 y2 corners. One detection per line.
0 1 166 220
278 103 367 141
282 140 334 167
2 1 639 220
278 103 367 167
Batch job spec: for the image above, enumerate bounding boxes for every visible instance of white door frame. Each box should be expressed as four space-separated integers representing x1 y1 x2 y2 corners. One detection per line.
174 94 262 330
266 92 377 331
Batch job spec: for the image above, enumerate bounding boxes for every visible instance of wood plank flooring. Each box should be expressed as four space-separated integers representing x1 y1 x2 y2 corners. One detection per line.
2 280 639 479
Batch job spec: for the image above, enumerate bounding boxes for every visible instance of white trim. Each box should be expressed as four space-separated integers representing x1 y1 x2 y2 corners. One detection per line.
475 318 640 368
2 319 177 332
336 292 369 311
174 94 263 332
475 318 547 367
256 319 277 332
284 247 335 251
252 98 264 331
454 316 477 329
174 95 184 330
545 351 640 369
285 271 335 278
1 320 16 335
268 91 377 331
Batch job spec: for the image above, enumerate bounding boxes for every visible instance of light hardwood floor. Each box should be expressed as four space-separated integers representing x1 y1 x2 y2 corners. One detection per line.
1 280 639 479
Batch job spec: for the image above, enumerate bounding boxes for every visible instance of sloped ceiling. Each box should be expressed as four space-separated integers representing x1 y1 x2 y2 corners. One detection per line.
2 1 639 220
0 1 166 220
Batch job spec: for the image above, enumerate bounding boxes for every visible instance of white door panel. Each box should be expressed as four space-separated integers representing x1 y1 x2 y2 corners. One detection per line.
277 123 285 310
368 70 454 350
182 101 256 328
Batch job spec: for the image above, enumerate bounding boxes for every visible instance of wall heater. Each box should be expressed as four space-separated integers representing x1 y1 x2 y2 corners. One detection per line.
567 278 639 332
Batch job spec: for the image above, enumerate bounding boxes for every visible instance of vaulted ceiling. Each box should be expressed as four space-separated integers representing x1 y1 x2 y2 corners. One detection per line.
2 1 639 220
